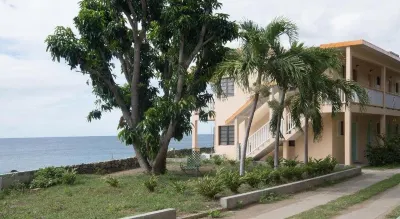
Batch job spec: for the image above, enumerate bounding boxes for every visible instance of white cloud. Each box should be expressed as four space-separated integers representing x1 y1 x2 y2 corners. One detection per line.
1 0 400 137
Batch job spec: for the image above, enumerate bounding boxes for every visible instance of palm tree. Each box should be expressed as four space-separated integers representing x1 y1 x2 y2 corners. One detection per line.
288 46 369 164
213 18 300 175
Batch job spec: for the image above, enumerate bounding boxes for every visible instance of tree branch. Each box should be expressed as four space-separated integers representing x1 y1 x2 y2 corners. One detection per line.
116 53 131 83
184 24 207 69
202 35 215 47
140 0 148 41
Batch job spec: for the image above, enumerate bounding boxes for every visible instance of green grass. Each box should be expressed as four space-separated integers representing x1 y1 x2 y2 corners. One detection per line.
289 174 400 219
386 205 400 219
363 164 400 170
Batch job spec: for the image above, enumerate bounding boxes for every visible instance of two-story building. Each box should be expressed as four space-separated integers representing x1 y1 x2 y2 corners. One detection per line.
191 40 400 165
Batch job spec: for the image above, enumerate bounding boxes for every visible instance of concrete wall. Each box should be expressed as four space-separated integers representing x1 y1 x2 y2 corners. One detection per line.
0 170 35 190
293 115 334 162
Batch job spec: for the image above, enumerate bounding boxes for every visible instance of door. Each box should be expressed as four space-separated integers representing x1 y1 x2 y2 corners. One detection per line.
352 122 357 162
367 121 372 145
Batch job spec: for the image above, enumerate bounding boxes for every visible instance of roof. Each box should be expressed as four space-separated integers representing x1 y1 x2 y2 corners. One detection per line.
320 39 400 64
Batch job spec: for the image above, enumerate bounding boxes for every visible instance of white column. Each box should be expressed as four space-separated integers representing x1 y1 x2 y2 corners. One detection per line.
191 116 199 152
344 46 352 165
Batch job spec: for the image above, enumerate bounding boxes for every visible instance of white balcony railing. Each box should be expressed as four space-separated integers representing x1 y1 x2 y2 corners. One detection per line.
247 122 271 155
364 88 383 106
385 93 400 110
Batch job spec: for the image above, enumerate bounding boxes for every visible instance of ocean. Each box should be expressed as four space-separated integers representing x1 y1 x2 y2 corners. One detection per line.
0 135 213 174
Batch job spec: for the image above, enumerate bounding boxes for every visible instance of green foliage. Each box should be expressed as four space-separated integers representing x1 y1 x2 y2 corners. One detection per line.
195 176 224 199
227 159 238 166
144 175 158 192
278 166 296 181
305 156 337 177
265 156 283 168
171 181 187 194
208 209 223 218
282 157 300 167
366 135 400 166
241 171 261 188
259 168 273 185
260 192 287 204
212 155 224 166
8 180 28 192
105 176 120 188
217 168 242 193
269 170 282 184
30 167 68 189
62 169 77 185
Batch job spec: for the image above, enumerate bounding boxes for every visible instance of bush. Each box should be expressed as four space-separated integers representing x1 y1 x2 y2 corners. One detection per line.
30 167 65 189
242 171 261 188
144 175 158 192
259 168 272 185
171 181 187 194
366 135 400 166
195 175 224 199
265 156 283 168
282 157 300 167
218 168 242 193
269 170 281 184
278 166 296 181
305 156 337 177
212 155 224 166
226 159 237 166
62 169 77 185
105 176 119 187
209 209 223 218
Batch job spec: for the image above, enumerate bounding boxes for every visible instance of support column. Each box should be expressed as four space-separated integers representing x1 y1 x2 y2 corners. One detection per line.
282 141 290 159
234 117 240 159
382 66 386 107
380 115 386 136
344 46 352 165
191 116 199 152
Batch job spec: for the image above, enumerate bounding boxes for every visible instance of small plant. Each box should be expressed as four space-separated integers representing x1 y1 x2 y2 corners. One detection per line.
171 181 187 194
242 171 261 188
226 159 237 166
259 192 286 204
95 167 107 175
259 168 272 185
218 168 242 193
62 169 77 185
30 167 65 189
212 155 224 166
9 180 28 192
64 188 73 197
105 176 120 187
279 166 296 182
195 175 224 199
202 159 212 164
144 175 158 192
208 209 223 218
265 156 283 168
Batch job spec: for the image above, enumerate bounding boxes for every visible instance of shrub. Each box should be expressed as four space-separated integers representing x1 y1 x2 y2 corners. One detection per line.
144 175 158 192
218 168 242 193
269 170 281 184
293 166 306 180
242 171 261 188
282 157 300 167
195 175 224 199
62 169 77 185
105 176 120 187
305 156 337 177
212 155 224 166
171 181 187 194
209 209 223 218
278 166 296 181
226 159 237 166
9 180 28 192
366 135 400 166
259 168 272 185
265 156 283 168
30 167 65 189
245 157 254 166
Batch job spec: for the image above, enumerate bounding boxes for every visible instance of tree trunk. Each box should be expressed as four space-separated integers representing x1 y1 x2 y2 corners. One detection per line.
274 89 286 169
152 121 177 174
239 93 259 176
133 144 152 172
304 117 309 165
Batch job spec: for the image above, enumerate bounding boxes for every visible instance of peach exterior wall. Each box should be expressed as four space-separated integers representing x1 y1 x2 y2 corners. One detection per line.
213 81 251 159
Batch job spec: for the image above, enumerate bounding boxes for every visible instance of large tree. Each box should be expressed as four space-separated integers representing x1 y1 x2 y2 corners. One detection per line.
213 19 298 175
46 0 237 174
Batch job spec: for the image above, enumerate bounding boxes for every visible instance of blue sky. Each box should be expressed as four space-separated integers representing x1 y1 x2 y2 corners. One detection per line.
1 0 400 138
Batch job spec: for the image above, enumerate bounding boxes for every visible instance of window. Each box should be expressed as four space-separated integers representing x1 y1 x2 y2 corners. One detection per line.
338 121 344 136
377 76 381 86
221 78 234 97
396 124 399 134
396 83 399 93
219 126 234 145
389 80 392 92
289 140 295 147
352 69 357 81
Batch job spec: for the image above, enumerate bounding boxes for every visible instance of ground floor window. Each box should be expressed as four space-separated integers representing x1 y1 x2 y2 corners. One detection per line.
219 126 234 145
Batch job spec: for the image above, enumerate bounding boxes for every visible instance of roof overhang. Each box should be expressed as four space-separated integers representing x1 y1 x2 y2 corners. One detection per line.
225 96 267 125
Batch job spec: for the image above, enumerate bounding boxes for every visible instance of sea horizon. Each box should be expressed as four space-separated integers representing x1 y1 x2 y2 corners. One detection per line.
0 134 213 174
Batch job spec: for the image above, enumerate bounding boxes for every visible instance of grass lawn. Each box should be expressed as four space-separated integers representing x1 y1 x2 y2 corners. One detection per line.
289 174 400 219
363 164 400 170
386 205 400 219
0 163 270 219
